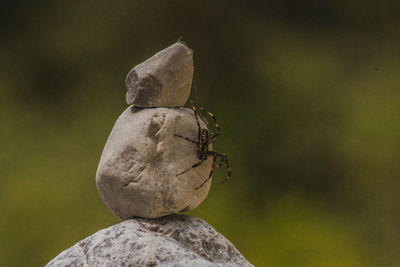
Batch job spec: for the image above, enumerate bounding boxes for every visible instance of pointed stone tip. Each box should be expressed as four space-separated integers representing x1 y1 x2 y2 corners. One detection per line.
125 43 194 108
172 41 193 53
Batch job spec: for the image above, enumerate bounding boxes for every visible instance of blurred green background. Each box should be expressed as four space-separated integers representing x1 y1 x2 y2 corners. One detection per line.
1 1 400 266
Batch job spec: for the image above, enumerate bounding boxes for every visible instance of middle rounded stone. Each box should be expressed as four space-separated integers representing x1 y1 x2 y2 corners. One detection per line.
96 106 213 220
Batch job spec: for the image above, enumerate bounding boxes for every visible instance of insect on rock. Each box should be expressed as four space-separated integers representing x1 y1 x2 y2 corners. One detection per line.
174 101 231 190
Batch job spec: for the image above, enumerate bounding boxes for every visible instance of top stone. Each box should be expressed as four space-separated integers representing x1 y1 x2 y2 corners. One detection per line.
125 42 194 107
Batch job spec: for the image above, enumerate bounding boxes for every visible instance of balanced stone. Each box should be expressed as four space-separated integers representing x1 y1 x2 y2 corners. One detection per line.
96 106 213 219
126 42 193 107
46 215 254 267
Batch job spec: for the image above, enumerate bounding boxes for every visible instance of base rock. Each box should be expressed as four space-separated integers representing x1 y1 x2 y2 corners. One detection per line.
46 214 254 267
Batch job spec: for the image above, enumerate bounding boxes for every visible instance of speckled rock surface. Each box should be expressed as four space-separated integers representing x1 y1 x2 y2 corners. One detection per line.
45 215 254 267
96 106 213 220
126 42 193 107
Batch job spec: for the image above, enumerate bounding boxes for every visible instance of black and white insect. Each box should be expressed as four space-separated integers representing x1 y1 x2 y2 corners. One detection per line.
174 100 231 190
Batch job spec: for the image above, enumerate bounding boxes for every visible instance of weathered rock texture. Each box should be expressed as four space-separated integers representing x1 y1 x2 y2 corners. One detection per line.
46 215 254 267
96 106 213 220
126 42 193 107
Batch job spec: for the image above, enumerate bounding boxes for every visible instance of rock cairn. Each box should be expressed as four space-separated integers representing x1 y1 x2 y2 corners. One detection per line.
46 43 254 266
96 42 213 220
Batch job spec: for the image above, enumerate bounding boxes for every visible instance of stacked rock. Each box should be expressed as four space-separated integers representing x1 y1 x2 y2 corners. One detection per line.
96 43 213 220
47 43 254 266
46 214 254 267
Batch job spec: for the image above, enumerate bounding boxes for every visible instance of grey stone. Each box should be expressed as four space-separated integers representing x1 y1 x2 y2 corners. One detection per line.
46 215 254 267
126 42 193 107
96 106 213 220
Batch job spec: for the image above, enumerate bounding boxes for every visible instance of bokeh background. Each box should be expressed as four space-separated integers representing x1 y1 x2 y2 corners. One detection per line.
1 1 400 266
